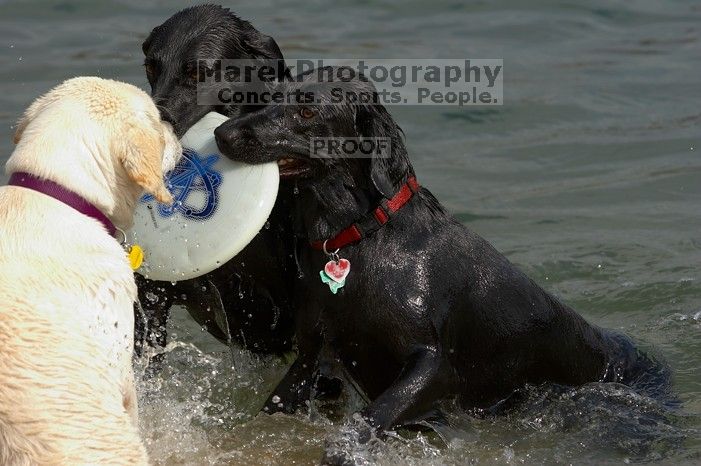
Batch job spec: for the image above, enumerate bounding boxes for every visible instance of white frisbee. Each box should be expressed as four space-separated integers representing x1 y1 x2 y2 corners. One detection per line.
127 112 279 282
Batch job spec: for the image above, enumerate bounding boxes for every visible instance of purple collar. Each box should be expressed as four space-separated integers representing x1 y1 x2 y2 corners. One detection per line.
8 172 117 237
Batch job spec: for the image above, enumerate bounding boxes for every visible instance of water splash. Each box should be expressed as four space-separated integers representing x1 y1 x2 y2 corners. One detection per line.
132 308 697 465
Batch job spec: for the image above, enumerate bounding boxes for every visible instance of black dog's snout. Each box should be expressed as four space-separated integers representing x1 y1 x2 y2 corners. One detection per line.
214 121 253 157
213 123 236 147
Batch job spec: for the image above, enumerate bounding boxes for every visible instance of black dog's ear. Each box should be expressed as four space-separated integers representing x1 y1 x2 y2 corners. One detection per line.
355 103 396 198
250 33 284 60
244 32 291 81
370 143 395 199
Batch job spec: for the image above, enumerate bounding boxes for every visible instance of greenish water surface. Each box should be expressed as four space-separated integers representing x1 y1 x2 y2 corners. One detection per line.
0 1 699 464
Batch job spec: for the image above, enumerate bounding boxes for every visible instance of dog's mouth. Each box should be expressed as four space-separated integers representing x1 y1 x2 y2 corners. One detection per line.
277 156 311 178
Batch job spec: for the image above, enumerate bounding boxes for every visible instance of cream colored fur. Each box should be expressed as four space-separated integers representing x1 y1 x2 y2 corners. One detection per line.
0 77 181 465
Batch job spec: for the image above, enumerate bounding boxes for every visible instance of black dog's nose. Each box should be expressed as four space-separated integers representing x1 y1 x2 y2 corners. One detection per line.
214 121 248 157
214 122 235 147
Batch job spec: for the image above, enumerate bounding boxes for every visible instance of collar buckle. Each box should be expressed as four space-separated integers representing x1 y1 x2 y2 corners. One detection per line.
310 176 419 252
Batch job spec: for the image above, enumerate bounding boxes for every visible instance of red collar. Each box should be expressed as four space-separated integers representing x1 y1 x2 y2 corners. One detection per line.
310 176 419 251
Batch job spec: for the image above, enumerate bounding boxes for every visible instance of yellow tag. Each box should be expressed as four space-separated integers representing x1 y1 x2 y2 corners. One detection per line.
127 244 144 270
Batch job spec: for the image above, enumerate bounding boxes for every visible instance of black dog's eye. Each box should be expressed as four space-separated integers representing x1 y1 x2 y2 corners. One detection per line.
144 62 155 79
187 67 198 82
299 107 315 119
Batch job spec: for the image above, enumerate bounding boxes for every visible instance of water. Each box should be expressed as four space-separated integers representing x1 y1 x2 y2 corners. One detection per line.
1 0 700 464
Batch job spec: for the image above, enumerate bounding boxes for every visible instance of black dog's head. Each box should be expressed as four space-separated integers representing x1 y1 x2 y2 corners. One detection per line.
214 67 413 200
142 4 286 137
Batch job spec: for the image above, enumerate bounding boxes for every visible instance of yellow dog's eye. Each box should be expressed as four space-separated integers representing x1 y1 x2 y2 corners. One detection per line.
300 107 315 119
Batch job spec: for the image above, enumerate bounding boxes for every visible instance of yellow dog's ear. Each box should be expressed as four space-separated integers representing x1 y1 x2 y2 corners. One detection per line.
115 120 173 205
14 92 58 144
14 113 29 144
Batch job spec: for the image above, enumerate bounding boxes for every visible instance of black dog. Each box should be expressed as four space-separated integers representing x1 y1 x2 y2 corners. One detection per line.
142 4 287 136
214 68 669 452
136 5 296 358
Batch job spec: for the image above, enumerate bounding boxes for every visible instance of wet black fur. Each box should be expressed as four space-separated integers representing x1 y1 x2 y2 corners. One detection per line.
214 67 671 460
142 4 286 136
135 5 297 359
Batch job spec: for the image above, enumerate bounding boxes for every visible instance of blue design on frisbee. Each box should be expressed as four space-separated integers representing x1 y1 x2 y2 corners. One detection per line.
127 112 279 282
141 150 222 221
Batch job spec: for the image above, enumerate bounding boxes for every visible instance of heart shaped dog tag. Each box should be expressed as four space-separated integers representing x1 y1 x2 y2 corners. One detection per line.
324 259 351 283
